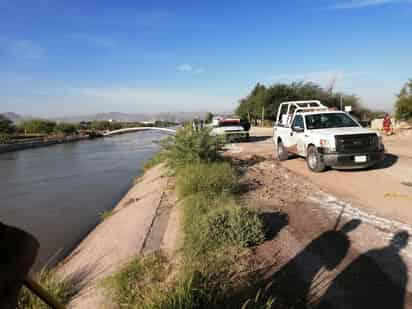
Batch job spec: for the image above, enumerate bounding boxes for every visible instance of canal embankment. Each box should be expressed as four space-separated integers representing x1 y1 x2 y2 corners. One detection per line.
56 164 180 308
0 135 93 154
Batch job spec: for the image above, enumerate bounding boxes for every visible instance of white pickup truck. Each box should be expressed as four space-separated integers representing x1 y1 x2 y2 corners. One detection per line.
210 117 250 141
273 101 385 172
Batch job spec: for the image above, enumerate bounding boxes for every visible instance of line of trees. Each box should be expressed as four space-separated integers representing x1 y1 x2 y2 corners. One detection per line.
18 119 78 135
235 82 380 124
0 117 179 138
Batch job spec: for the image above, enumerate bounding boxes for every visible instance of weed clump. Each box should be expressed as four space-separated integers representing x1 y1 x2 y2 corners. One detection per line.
176 162 238 198
161 126 223 170
18 269 76 309
206 206 265 248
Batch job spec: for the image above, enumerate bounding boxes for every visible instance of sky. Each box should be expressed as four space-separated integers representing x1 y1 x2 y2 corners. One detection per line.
0 0 411 117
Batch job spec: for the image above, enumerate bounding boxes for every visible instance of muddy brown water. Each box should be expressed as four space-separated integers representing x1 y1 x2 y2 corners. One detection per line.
0 132 163 270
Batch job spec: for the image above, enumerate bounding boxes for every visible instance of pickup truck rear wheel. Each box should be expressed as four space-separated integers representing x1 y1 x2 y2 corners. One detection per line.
307 146 326 172
277 140 289 161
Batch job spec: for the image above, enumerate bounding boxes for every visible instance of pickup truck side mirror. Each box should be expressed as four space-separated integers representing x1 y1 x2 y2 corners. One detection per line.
293 126 304 133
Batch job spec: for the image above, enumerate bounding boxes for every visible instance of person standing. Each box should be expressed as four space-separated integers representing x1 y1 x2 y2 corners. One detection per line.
383 114 392 136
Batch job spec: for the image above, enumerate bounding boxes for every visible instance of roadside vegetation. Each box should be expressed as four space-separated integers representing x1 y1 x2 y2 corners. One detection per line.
105 126 272 308
0 115 178 144
18 269 77 309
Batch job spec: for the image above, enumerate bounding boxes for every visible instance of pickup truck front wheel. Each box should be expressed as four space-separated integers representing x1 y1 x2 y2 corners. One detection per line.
307 146 326 172
277 140 289 161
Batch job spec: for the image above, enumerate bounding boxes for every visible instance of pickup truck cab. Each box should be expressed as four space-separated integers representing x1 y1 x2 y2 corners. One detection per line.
273 101 385 172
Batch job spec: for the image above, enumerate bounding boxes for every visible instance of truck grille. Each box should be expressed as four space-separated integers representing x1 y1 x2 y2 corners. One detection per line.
335 134 379 153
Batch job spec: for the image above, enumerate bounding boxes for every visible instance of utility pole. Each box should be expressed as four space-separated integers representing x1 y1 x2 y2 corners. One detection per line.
340 95 343 111
261 106 265 127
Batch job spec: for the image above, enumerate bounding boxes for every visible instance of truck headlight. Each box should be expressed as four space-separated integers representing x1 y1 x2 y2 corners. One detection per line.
320 139 336 152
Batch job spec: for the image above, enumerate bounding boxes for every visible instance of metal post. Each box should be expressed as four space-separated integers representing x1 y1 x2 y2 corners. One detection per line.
261 106 265 127
24 276 66 309
340 95 343 111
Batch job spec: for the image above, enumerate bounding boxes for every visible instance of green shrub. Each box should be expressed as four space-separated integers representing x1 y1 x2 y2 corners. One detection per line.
0 133 11 144
181 194 236 257
206 207 265 248
18 269 76 309
0 115 15 134
161 127 223 170
176 163 238 198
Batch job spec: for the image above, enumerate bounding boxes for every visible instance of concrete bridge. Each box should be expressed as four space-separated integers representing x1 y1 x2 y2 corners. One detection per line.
103 127 177 136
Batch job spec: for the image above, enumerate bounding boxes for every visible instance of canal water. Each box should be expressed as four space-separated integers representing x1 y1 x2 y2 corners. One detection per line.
0 131 163 269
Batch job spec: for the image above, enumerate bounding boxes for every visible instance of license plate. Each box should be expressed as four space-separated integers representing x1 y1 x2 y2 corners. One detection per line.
355 155 367 163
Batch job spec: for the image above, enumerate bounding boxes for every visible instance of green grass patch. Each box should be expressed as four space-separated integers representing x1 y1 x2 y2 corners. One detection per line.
100 210 114 221
205 206 265 248
105 252 214 309
175 162 238 199
18 269 76 309
104 252 168 307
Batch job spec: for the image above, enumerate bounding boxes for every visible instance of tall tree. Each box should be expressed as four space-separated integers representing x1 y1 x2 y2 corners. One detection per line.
395 79 412 121
205 112 214 123
0 115 15 134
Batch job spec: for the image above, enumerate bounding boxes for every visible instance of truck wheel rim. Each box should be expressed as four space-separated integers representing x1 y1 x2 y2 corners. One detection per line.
308 152 317 169
278 144 283 156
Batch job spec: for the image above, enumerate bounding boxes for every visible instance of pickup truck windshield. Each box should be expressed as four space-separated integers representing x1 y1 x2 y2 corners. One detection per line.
305 113 359 130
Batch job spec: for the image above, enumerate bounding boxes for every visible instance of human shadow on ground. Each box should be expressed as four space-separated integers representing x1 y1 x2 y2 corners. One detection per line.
316 231 409 309
375 153 399 169
262 219 361 309
260 211 289 240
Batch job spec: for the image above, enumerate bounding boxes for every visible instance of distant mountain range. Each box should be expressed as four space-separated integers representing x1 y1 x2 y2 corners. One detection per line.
55 112 210 123
1 111 233 123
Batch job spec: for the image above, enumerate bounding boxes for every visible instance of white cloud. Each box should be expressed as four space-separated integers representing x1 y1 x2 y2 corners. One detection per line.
177 63 193 72
269 70 368 87
193 68 205 74
331 0 409 9
177 64 204 74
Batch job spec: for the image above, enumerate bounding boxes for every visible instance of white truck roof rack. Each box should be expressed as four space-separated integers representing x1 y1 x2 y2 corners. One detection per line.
276 100 328 127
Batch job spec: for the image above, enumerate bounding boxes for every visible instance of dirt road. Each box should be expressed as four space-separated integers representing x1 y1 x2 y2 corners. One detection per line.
236 127 412 226
227 128 412 307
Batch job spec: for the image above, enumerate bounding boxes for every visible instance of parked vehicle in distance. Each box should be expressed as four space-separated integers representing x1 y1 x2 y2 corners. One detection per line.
210 116 250 142
273 101 385 172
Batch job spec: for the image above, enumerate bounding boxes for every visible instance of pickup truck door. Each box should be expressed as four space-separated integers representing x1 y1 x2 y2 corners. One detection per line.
290 115 306 156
